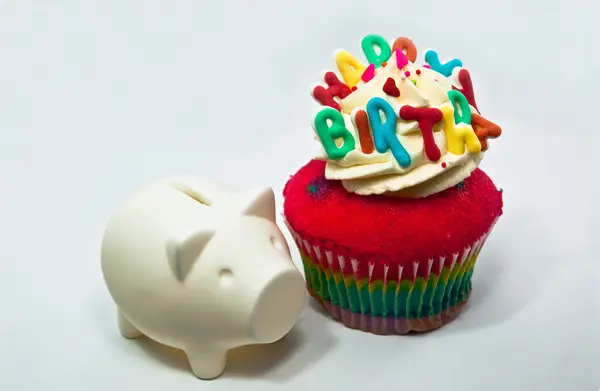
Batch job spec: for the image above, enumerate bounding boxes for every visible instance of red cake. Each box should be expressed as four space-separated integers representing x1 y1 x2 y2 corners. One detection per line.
282 33 504 334
284 160 502 334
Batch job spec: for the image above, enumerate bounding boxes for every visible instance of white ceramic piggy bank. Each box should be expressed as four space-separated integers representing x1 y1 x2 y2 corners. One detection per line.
101 178 306 379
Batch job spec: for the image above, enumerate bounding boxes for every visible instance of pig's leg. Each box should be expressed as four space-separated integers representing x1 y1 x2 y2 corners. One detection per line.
185 347 227 380
118 311 143 339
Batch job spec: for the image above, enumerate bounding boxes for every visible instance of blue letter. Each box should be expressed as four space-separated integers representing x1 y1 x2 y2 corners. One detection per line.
366 97 411 168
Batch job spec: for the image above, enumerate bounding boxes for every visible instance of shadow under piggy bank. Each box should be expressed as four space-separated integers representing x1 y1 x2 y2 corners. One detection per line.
133 306 338 382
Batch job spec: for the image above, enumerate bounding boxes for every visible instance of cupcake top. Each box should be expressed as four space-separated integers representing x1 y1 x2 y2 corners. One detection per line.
309 34 502 197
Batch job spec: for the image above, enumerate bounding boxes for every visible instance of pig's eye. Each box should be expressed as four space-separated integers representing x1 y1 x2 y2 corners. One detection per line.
270 235 285 251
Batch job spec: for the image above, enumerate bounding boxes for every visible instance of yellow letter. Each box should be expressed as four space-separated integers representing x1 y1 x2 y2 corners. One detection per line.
440 103 481 155
335 50 367 88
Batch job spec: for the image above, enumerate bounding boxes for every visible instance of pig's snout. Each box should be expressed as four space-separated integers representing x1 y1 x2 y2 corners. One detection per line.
250 267 305 343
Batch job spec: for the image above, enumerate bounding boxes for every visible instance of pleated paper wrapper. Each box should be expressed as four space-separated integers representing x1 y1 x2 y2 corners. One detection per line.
284 217 499 335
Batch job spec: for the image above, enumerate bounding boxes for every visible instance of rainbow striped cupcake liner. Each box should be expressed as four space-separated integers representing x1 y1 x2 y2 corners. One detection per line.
284 218 498 335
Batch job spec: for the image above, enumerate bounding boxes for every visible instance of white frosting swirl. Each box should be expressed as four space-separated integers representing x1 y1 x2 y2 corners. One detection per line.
312 51 483 197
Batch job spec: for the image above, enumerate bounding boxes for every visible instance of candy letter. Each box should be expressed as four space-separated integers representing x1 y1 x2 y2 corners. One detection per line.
313 107 356 159
392 37 417 63
311 71 352 111
335 50 367 88
366 97 411 167
361 34 392 68
424 50 463 77
399 106 443 162
352 109 375 154
440 103 481 155
447 90 472 125
471 113 502 151
452 68 478 112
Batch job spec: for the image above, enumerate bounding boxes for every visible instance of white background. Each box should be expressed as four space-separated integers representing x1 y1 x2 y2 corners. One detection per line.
0 0 599 390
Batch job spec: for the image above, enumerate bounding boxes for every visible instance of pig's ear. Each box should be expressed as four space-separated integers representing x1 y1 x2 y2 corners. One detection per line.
239 187 276 222
166 229 215 282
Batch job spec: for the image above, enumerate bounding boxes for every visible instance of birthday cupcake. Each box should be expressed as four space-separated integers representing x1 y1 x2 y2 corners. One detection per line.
283 34 503 335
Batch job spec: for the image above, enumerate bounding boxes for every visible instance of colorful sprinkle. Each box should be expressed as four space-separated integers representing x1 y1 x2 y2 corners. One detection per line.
441 162 447 168
404 71 411 77
382 62 388 67
382 77 401 97
351 86 358 92
416 69 421 75
456 181 464 189
423 64 431 69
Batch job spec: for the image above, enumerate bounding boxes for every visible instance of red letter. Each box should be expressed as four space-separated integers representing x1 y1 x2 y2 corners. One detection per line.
452 69 478 112
312 72 351 111
399 106 443 162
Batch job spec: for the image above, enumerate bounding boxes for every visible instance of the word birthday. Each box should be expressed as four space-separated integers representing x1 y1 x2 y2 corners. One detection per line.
310 34 502 165
314 90 481 167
